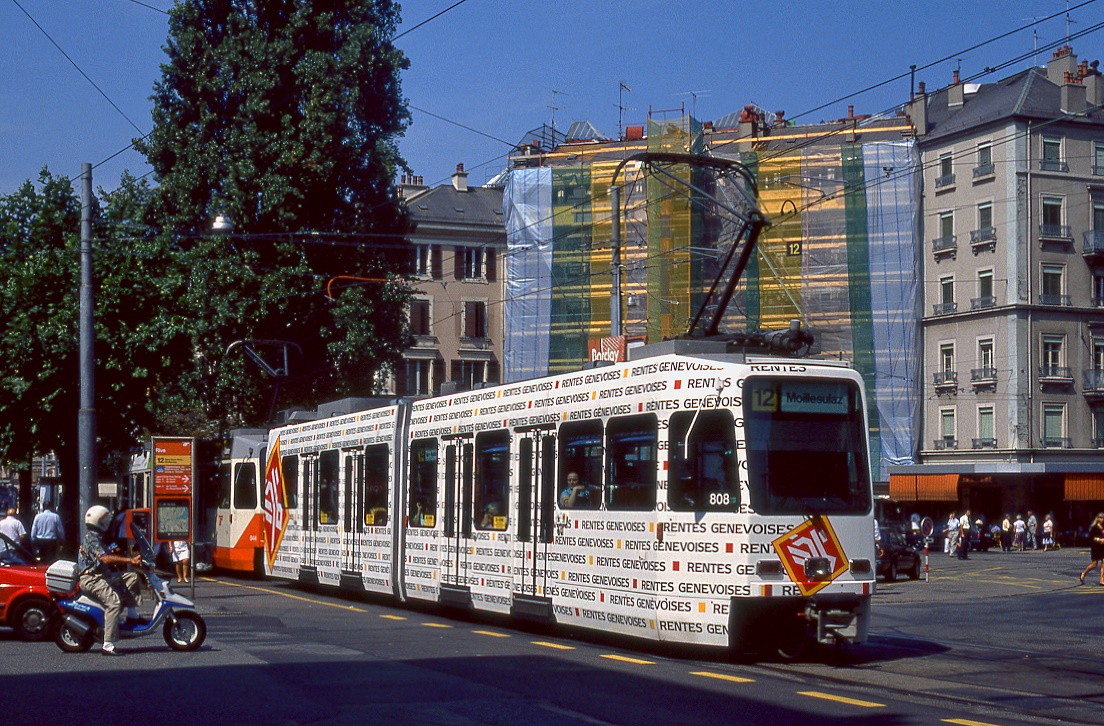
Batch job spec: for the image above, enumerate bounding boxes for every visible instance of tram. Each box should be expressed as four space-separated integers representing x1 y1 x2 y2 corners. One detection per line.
245 344 876 654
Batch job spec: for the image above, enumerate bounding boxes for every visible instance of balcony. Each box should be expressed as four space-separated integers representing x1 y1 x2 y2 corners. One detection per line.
970 296 996 310
1039 224 1073 242
1084 369 1104 397
933 371 958 391
935 173 956 189
932 235 957 257
1095 437 1104 449
1039 160 1069 172
972 163 995 178
970 226 997 253
971 438 998 449
971 367 998 386
1041 436 1073 448
1039 365 1073 382
1037 293 1071 307
1095 165 1104 176
1084 230 1104 264
933 437 958 450
932 301 958 315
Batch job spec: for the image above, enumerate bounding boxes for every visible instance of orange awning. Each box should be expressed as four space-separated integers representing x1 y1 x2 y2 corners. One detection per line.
1065 474 1104 501
889 473 960 502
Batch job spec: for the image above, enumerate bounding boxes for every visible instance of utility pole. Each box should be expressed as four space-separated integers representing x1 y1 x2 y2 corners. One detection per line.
79 162 96 539
610 185 622 338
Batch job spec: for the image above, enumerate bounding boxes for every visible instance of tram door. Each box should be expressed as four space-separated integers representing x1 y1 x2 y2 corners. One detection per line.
440 435 473 590
514 428 557 597
302 454 319 566
342 450 361 574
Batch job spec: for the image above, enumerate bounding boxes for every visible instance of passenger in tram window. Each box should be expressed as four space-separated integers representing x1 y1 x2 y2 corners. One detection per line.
560 471 597 509
479 502 506 530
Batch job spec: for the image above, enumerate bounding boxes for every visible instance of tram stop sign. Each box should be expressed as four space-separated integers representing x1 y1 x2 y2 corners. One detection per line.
151 437 194 542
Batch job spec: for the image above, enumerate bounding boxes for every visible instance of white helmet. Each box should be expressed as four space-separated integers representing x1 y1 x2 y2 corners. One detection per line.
85 505 112 532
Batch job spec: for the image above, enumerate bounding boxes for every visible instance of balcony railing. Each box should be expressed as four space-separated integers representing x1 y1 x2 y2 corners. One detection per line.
933 437 958 450
971 296 996 310
1095 165 1104 176
971 438 997 449
1039 224 1073 240
1039 365 1072 380
1041 436 1073 448
932 235 957 255
933 301 958 315
1039 160 1069 172
1038 293 1071 306
971 367 998 383
1084 369 1104 392
1095 437 1104 449
973 163 995 178
970 227 997 243
935 173 956 188
933 371 958 387
1085 230 1104 255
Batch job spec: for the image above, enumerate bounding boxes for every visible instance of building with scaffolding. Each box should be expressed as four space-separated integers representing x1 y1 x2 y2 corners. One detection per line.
502 104 921 484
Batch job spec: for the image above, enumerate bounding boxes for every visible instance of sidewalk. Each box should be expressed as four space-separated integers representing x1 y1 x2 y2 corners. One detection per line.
872 545 1092 604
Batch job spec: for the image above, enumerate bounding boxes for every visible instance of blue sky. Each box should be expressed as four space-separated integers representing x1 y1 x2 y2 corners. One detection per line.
1 0 1101 197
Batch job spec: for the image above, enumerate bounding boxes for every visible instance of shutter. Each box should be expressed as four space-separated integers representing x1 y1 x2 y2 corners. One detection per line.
464 302 475 338
487 360 500 385
431 245 443 279
451 359 462 383
454 246 465 280
485 248 496 282
432 359 445 395
394 362 408 396
476 302 486 337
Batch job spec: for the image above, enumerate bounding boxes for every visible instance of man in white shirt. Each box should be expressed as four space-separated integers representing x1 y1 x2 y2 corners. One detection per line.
957 509 972 560
30 500 64 562
0 508 27 545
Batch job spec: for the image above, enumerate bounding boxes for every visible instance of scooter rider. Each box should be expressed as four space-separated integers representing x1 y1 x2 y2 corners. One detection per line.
78 505 143 656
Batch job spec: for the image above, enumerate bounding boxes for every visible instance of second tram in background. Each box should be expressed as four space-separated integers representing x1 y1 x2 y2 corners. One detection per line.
208 341 877 655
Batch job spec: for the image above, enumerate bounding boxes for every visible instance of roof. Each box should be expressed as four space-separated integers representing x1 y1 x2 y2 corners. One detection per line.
405 184 504 230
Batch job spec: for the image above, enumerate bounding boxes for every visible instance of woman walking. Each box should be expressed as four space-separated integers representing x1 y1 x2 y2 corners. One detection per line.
1078 513 1104 585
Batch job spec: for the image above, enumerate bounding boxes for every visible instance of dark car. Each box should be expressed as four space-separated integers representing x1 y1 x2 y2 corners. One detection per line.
876 523 922 581
0 532 54 640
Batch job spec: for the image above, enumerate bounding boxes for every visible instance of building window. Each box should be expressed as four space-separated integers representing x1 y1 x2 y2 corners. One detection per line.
935 276 955 314
1040 264 1067 306
405 360 431 395
455 360 486 389
974 142 994 177
979 338 994 370
409 299 431 336
413 245 430 276
1089 339 1104 393
1095 409 1104 448
941 343 954 372
463 301 487 338
978 202 992 231
1095 274 1104 306
939 408 956 448
1042 403 1067 447
934 210 956 254
936 153 955 187
1041 136 1065 171
1095 142 1104 175
973 269 995 309
971 202 996 247
1041 335 1064 378
976 406 995 448
1039 197 1068 240
1090 202 1104 253
458 247 484 280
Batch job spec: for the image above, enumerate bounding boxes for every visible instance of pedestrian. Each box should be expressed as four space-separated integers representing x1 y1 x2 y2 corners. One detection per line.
946 511 960 556
1001 514 1012 552
958 509 972 560
1042 514 1055 552
0 508 27 545
1013 514 1026 552
172 540 191 583
1026 511 1038 550
1079 513 1104 586
30 500 64 562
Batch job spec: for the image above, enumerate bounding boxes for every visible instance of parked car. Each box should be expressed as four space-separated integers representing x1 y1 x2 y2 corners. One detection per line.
876 523 922 581
0 533 53 640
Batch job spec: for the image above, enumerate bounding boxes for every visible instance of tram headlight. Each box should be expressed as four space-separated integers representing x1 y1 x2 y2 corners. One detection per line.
803 557 832 581
849 559 872 576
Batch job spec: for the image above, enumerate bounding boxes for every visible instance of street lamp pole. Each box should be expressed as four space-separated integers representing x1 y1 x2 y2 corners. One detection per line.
78 163 96 539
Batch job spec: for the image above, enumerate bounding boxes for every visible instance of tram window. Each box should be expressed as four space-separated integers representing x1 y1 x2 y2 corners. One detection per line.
344 455 355 529
743 377 871 515
363 445 389 527
474 431 510 531
558 421 603 509
281 455 298 508
318 449 339 525
408 439 437 527
606 415 657 511
669 410 739 512
234 463 257 510
217 463 231 509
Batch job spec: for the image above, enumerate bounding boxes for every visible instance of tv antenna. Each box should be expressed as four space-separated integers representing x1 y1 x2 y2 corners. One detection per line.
676 89 711 119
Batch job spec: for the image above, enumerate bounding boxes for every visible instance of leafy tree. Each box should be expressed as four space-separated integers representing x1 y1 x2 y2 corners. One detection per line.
135 0 413 427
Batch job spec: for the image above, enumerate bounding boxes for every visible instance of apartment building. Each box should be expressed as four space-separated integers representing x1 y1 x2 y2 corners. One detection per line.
397 164 505 397
891 46 1104 518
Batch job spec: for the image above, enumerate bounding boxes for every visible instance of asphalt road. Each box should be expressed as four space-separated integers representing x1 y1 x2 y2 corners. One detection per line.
3 548 1102 725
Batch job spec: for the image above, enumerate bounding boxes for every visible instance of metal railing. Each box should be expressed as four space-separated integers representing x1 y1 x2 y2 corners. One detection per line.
971 438 997 449
933 438 958 450
933 301 958 315
935 173 956 188
971 296 996 310
1084 369 1104 391
973 163 995 177
970 227 997 243
971 367 998 382
1038 293 1071 306
1084 230 1104 254
1039 224 1072 240
1041 436 1072 448
1039 365 1072 379
1039 160 1069 172
933 371 958 386
932 235 957 254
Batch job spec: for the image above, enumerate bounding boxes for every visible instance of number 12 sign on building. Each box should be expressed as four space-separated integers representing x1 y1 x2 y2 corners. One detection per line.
152 437 194 542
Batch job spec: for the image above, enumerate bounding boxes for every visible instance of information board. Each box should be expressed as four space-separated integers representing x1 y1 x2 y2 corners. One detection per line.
152 437 194 542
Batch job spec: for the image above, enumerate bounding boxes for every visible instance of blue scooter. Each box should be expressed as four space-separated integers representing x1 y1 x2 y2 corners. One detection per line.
49 525 206 653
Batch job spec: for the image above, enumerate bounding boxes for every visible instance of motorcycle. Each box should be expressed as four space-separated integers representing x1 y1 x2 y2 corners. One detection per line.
47 525 206 653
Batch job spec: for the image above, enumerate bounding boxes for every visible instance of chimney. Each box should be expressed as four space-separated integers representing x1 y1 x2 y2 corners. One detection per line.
1085 60 1104 108
948 69 964 108
1061 71 1088 114
909 81 928 137
1047 44 1078 85
738 104 758 138
451 163 468 192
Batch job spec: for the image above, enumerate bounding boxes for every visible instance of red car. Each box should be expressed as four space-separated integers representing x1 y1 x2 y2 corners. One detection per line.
0 533 53 640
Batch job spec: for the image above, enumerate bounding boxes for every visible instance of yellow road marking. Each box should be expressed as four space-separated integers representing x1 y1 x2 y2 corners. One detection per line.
601 654 654 665
211 578 367 612
690 671 754 684
942 719 1000 726
380 614 406 621
797 691 884 708
532 640 575 650
473 630 510 638
422 622 452 629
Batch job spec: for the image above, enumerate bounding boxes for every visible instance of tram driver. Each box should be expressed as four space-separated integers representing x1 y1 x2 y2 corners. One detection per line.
560 471 598 509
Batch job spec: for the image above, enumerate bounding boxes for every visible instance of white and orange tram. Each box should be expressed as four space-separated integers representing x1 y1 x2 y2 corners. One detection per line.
252 345 876 654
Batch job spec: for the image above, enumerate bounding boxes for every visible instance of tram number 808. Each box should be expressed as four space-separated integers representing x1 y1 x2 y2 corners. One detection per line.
708 492 731 507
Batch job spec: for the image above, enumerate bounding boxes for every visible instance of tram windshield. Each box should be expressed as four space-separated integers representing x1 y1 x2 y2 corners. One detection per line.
743 377 871 515
669 410 739 512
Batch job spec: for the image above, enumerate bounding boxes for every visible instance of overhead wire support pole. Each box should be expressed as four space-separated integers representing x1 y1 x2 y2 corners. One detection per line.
79 162 96 538
610 185 622 338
